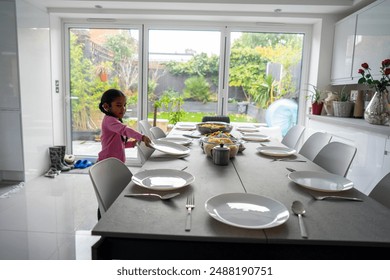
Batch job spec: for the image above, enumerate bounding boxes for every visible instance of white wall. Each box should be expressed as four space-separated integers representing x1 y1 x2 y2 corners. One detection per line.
16 0 53 181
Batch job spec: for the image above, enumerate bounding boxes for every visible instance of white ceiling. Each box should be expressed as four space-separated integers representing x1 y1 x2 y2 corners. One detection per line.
23 0 377 23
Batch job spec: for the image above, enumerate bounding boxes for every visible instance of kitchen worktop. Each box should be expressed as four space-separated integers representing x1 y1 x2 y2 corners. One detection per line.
307 114 390 136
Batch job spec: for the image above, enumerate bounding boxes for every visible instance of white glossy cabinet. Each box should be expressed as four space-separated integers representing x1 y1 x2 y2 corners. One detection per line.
0 110 24 172
352 0 390 80
307 116 390 195
0 0 24 181
331 0 390 85
331 15 357 84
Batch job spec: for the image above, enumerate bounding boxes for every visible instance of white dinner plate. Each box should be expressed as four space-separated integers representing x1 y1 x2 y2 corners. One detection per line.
236 126 259 133
158 137 192 146
132 169 195 190
241 134 270 142
205 193 289 229
150 140 191 156
288 171 355 192
175 124 197 131
256 146 296 157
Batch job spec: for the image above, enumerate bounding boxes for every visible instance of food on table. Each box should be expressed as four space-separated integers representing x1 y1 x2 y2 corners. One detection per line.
203 133 239 158
196 122 233 134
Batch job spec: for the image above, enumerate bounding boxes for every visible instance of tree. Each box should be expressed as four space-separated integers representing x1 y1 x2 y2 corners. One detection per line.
70 32 118 131
228 47 267 102
104 32 139 93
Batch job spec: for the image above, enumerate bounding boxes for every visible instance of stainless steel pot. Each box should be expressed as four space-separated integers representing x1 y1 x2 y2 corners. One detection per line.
211 144 229 165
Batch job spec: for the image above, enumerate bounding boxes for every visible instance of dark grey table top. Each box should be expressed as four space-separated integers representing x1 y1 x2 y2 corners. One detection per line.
92 124 390 247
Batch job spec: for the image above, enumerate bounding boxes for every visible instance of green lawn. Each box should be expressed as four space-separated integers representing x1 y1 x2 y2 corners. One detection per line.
147 111 257 123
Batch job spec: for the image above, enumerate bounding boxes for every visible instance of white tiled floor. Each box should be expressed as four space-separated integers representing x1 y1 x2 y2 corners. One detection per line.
0 173 100 260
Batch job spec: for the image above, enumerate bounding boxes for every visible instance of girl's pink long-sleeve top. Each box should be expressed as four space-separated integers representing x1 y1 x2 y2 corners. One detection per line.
98 115 143 163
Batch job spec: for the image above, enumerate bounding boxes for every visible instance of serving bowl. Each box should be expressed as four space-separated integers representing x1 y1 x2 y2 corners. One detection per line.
196 122 233 135
201 136 240 158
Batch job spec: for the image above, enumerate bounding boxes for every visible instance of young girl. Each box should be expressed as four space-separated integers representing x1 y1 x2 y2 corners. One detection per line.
98 89 152 163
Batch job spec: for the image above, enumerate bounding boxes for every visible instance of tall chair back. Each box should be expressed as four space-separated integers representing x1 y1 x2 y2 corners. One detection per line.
89 157 133 217
313 141 357 177
281 124 305 149
202 115 230 123
299 132 332 161
369 172 390 209
150 126 167 140
138 119 153 138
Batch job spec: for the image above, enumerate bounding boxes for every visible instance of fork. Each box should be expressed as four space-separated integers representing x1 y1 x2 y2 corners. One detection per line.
271 158 306 162
309 193 363 202
185 194 195 231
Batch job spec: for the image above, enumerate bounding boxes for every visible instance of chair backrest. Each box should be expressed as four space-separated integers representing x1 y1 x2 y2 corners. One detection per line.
281 124 305 149
138 119 153 138
313 141 357 177
150 126 166 140
369 173 390 209
88 157 133 216
202 115 230 123
298 132 333 161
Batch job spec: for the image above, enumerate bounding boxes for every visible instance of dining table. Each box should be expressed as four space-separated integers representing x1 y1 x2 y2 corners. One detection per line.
91 122 390 260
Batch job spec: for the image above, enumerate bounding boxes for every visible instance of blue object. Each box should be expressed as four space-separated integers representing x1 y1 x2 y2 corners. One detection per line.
266 99 298 136
74 159 93 169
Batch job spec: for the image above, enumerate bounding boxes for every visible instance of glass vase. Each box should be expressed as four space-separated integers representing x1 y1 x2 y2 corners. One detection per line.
364 90 390 125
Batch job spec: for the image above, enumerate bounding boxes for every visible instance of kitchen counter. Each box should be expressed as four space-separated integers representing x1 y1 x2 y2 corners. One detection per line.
307 114 390 136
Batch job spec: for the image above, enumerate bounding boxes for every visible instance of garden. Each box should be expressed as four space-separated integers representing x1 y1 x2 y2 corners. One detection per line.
69 29 303 139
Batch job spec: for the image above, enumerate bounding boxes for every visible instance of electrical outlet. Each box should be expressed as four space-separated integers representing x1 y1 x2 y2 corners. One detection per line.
55 80 59 93
350 90 358 101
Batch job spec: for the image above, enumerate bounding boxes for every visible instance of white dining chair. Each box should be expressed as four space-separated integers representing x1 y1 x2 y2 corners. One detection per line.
369 172 390 209
281 124 305 150
202 115 230 123
89 157 133 219
298 132 332 161
313 141 357 177
150 126 167 140
138 119 153 138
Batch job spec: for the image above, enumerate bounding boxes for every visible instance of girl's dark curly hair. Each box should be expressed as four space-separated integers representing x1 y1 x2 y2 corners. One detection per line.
99 89 128 143
99 89 126 121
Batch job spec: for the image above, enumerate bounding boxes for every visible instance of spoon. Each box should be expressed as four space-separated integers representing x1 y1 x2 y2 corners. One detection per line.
124 192 180 200
291 200 308 239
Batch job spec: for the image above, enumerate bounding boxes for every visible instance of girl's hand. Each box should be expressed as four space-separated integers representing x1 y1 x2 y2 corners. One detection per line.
142 135 152 148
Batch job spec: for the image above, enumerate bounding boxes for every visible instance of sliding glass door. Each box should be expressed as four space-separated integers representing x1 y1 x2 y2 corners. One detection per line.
67 27 141 158
147 29 221 127
227 31 304 134
65 24 308 159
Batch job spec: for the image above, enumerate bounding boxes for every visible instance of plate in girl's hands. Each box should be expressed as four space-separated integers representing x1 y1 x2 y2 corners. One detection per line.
158 137 192 146
150 140 191 156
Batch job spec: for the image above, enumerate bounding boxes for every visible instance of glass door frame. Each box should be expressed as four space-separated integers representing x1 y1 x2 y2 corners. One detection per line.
63 22 144 155
63 21 312 154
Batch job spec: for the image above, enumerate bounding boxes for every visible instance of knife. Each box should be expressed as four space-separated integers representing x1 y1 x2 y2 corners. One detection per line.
286 167 296 173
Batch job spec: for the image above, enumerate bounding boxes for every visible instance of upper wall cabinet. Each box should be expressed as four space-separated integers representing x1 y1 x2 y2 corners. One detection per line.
0 0 20 109
352 0 390 80
331 0 390 85
331 15 357 84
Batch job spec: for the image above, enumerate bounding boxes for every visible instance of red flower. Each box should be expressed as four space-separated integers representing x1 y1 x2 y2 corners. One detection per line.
382 59 390 66
358 59 390 92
